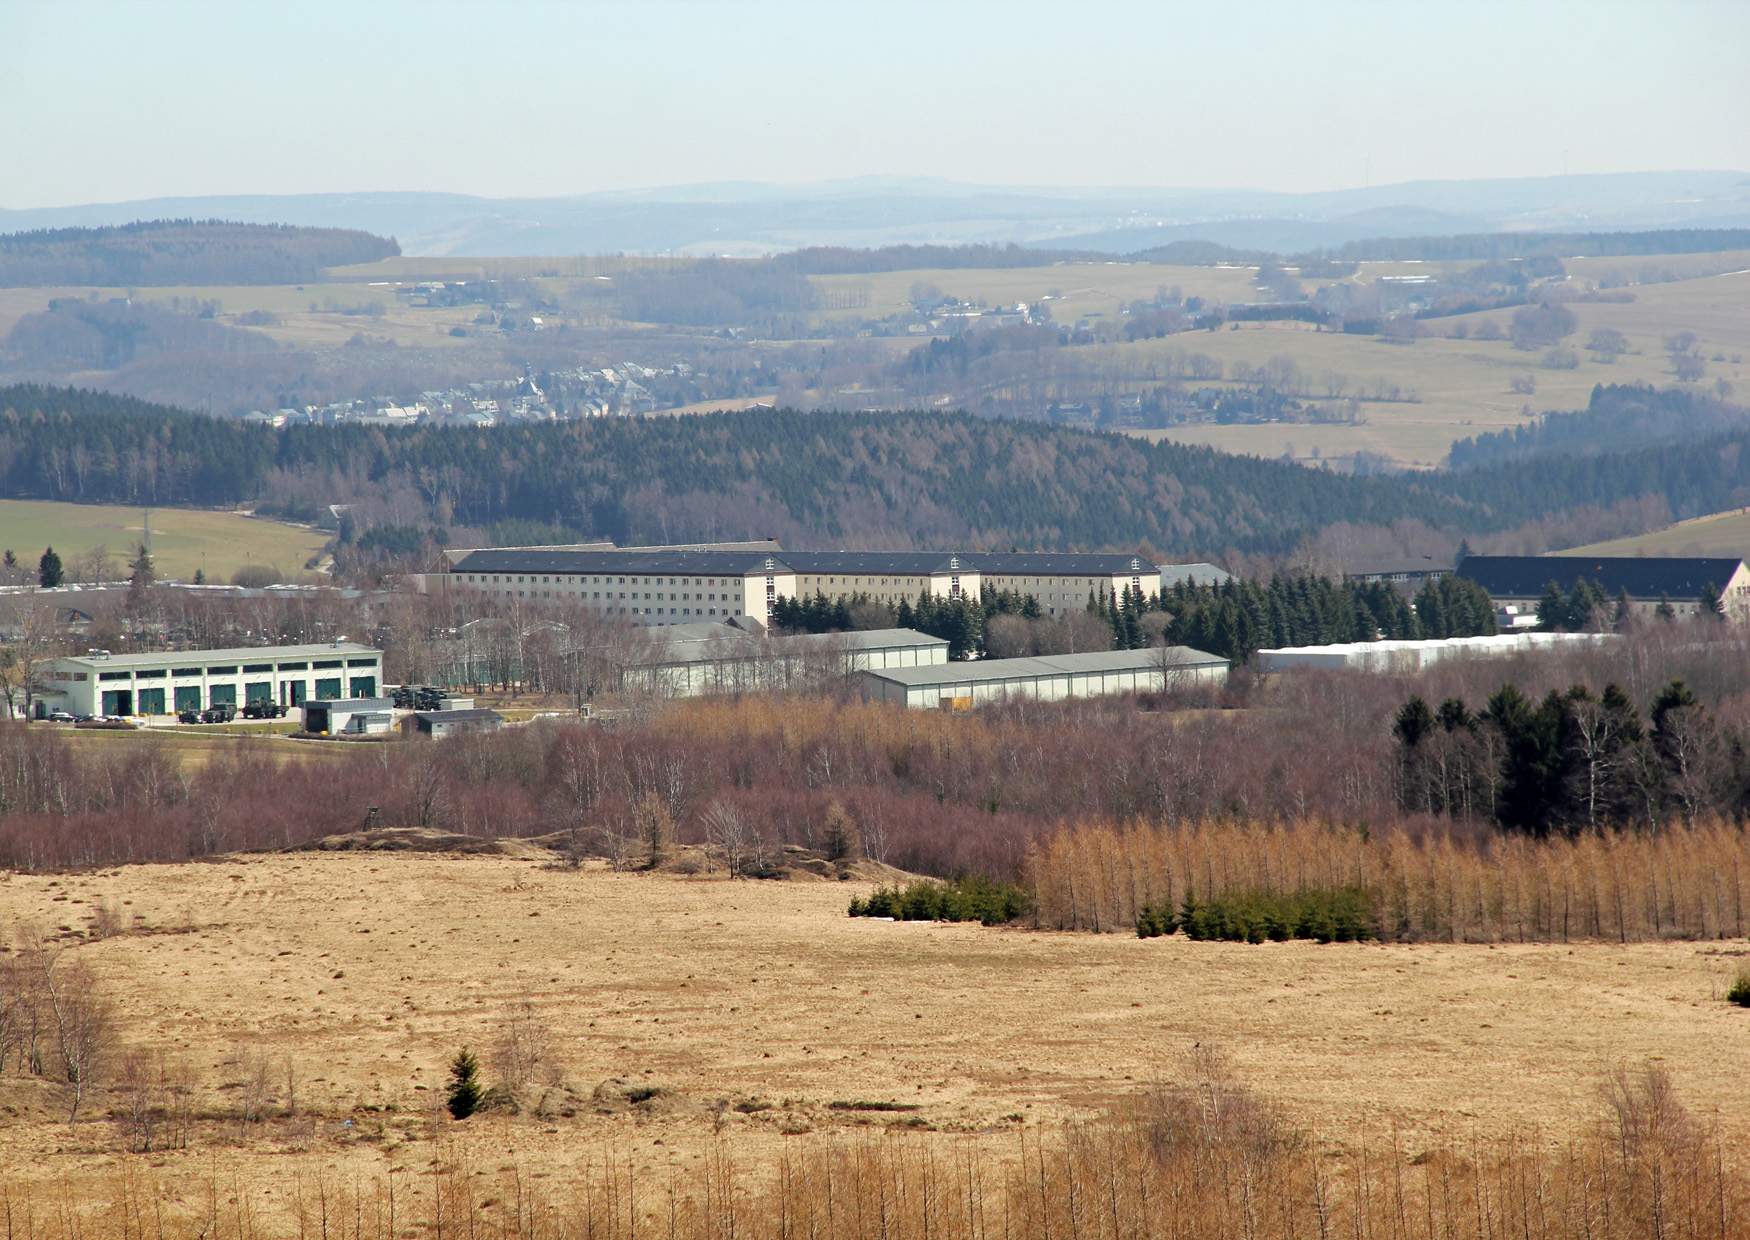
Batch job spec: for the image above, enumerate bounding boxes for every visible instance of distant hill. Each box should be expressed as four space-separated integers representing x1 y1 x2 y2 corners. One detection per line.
3 172 1745 257
5 383 1750 560
0 219 400 286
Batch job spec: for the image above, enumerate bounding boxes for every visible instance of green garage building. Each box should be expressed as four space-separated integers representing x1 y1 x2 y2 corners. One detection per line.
35 642 382 719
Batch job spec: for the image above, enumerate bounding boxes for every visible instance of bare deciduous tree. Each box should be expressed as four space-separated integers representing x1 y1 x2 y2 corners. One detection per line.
490 1001 559 1096
701 799 753 878
36 948 115 1125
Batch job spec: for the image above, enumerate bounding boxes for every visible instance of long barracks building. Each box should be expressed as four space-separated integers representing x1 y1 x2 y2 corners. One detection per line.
437 548 1229 627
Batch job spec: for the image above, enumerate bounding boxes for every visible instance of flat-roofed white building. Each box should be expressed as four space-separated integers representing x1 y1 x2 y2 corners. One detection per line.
854 646 1227 710
1253 632 1615 674
619 625 949 697
34 642 382 718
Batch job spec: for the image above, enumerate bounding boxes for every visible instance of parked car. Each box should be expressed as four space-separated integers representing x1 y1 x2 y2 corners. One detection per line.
48 710 75 722
177 709 203 724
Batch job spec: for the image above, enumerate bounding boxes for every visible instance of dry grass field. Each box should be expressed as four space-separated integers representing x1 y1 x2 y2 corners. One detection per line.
808 261 1273 326
1 851 1745 1215
0 498 328 581
1133 270 1750 466
1556 507 1750 558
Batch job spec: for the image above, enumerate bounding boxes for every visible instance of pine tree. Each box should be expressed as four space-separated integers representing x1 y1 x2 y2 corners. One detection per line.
38 546 63 588
126 543 155 612
446 1048 483 1119
1698 582 1725 621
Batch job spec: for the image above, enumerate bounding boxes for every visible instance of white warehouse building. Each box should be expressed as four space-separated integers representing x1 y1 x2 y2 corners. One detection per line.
622 625 949 697
854 646 1227 710
1253 632 1616 674
34 643 383 718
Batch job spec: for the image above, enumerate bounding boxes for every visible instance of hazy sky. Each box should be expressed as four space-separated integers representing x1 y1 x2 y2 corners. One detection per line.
5 0 1747 207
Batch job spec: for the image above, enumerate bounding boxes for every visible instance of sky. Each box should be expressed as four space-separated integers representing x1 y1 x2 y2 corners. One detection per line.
4 0 1748 208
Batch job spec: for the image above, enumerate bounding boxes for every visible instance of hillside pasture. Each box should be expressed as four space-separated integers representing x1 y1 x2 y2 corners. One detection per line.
1132 269 1750 467
0 498 327 581
1555 506 1750 558
808 261 1269 327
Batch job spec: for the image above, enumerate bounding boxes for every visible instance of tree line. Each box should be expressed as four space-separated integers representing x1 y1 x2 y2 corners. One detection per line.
1448 383 1748 468
0 219 399 286
1394 677 1745 834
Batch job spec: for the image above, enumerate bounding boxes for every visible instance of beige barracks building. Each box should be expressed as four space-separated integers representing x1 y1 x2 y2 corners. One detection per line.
441 548 1224 626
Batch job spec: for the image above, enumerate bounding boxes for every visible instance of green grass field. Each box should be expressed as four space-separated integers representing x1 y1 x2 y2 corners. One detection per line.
1555 508 1750 559
0 499 328 582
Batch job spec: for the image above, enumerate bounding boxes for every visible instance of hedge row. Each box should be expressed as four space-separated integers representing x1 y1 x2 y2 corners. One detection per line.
848 877 1031 926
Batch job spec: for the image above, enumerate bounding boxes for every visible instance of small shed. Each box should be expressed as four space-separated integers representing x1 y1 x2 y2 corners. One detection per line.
304 697 395 736
409 708 505 738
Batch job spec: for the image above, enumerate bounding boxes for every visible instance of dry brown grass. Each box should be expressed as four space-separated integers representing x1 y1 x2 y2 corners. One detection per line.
1 851 1747 1227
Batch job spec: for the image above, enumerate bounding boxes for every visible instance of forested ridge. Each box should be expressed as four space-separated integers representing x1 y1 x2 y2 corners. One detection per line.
1448 384 1750 467
3 383 1749 558
0 219 399 286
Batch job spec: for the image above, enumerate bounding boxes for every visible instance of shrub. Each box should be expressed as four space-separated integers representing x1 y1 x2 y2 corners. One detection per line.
230 564 282 588
1138 887 1376 944
446 1048 482 1119
1728 966 1750 1008
1136 902 1178 938
849 876 1030 925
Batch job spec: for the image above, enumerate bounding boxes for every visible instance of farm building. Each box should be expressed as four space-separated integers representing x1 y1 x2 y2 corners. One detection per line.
619 625 949 697
34 642 381 719
1458 556 1750 620
303 697 395 736
1254 632 1615 674
408 708 504 738
854 646 1227 709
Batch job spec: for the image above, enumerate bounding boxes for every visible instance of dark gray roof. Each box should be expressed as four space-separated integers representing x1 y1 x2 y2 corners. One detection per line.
452 548 787 576
415 708 504 724
454 546 1174 580
784 551 966 575
967 552 1158 575
1459 555 1747 601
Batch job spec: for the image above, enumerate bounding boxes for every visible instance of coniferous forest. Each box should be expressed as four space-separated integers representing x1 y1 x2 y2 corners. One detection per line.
0 220 399 286
3 383 1749 560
